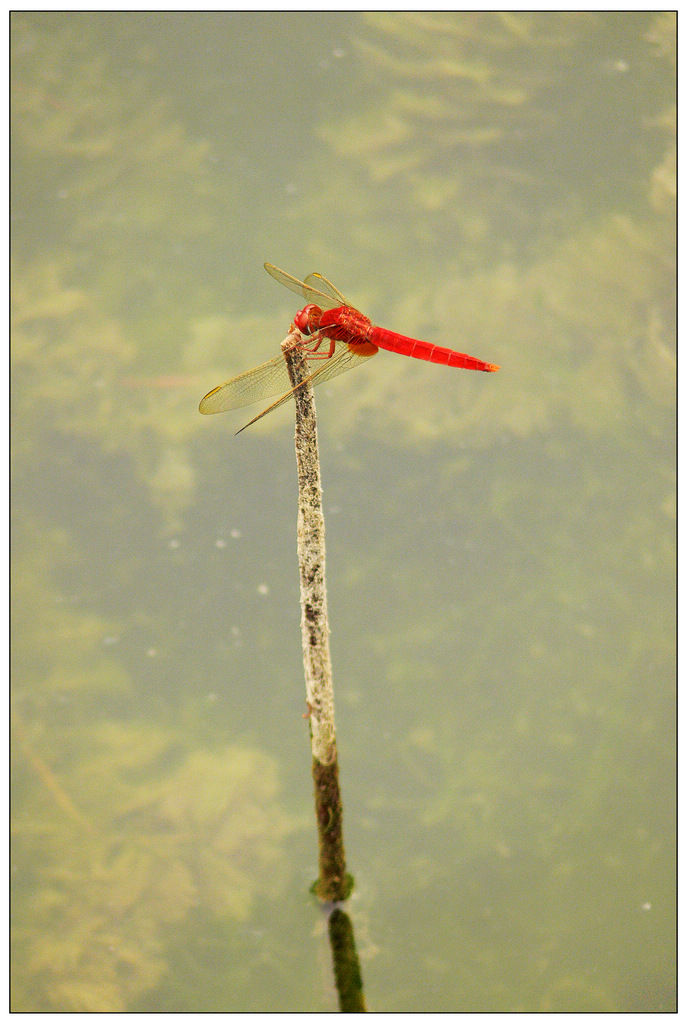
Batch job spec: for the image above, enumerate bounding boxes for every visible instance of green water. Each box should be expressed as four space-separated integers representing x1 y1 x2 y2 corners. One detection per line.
11 11 674 1012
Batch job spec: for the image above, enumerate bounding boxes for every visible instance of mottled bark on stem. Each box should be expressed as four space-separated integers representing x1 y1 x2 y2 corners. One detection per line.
282 334 352 902
283 334 336 764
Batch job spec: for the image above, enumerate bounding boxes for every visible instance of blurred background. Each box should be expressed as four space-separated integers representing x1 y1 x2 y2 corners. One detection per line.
11 12 675 1012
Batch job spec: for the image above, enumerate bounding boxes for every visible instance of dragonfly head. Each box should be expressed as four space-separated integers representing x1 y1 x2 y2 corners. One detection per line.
294 304 322 335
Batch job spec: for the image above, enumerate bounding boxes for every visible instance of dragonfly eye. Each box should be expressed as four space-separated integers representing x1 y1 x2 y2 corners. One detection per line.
294 304 321 335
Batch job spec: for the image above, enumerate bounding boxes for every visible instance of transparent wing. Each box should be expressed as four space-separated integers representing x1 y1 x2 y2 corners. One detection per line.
235 344 376 432
199 338 376 417
199 351 295 414
264 263 351 311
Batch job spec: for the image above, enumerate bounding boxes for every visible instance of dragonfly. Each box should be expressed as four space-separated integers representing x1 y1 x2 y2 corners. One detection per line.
199 263 499 432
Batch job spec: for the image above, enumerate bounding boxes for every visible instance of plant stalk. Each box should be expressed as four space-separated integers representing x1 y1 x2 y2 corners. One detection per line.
282 333 353 903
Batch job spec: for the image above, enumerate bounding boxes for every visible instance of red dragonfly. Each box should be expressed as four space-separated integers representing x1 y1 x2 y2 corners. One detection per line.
199 263 499 431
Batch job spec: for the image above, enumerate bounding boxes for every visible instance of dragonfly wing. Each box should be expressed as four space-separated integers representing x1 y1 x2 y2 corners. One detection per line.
236 342 378 431
200 338 377 418
303 341 376 388
199 352 295 414
264 263 350 311
303 273 349 307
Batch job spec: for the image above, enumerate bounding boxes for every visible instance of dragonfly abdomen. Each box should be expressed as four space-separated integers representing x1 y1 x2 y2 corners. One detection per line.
372 328 499 372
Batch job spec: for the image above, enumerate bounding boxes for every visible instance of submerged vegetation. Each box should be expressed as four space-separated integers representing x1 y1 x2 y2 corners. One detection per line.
12 515 299 1010
13 726 295 1010
12 11 674 1011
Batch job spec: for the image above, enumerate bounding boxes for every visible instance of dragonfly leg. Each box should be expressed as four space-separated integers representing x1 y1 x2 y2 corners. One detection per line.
303 332 336 360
